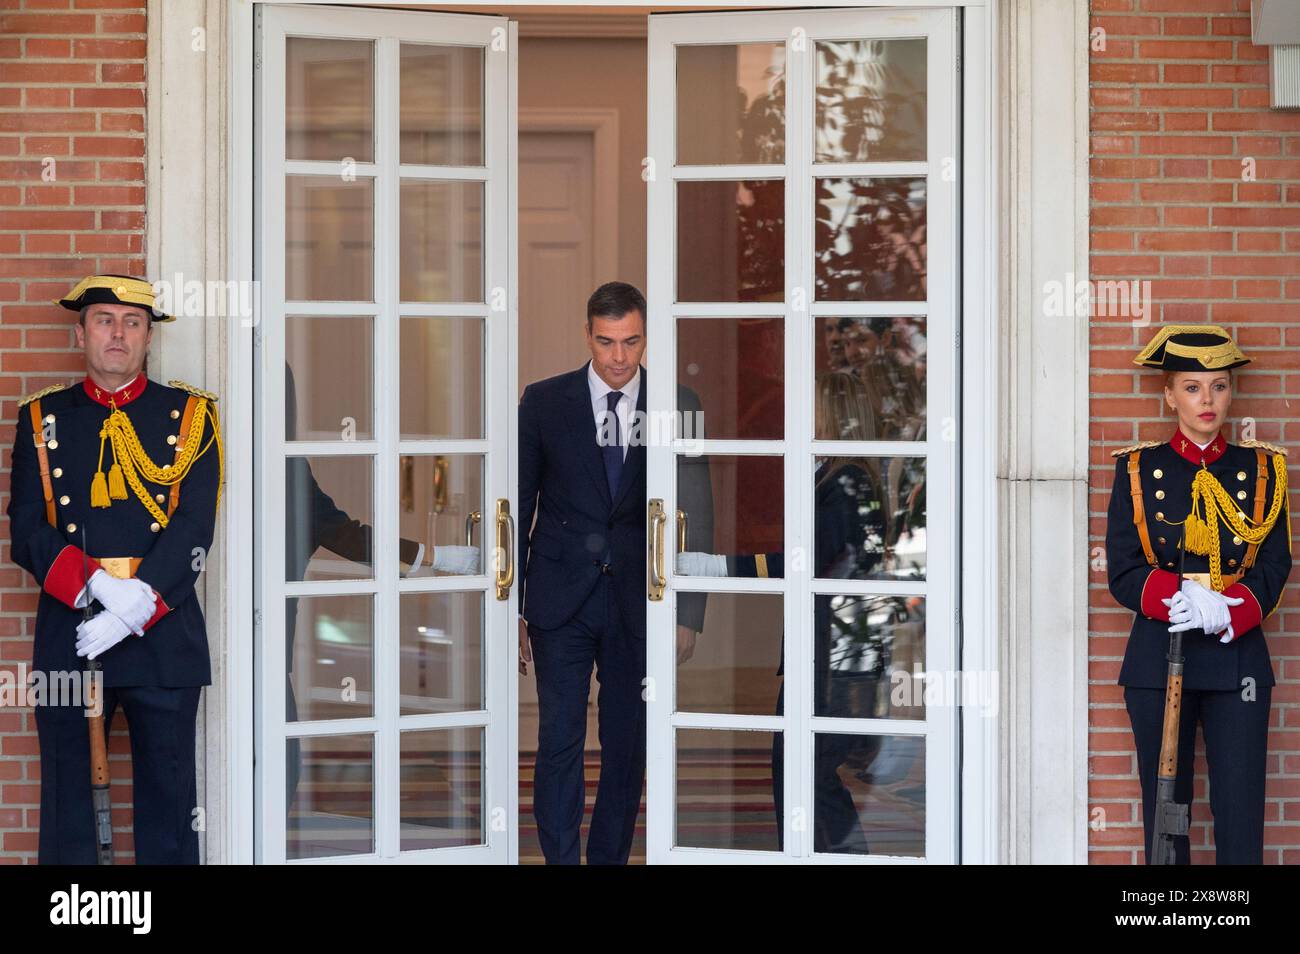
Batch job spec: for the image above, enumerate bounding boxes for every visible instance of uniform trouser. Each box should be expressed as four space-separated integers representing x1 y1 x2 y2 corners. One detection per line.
34 685 202 865
1124 684 1271 865
529 575 645 865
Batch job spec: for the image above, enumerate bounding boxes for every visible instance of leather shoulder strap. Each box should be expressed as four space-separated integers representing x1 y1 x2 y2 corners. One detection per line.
1127 449 1157 568
166 394 201 519
27 398 56 528
1242 448 1269 570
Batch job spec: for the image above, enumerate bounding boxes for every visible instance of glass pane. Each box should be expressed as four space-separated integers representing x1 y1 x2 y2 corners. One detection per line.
813 733 924 856
677 593 782 716
813 455 926 581
677 316 783 440
815 594 925 720
815 176 926 301
285 317 373 441
399 591 484 715
397 455 484 576
286 455 375 582
815 318 926 441
676 43 785 165
286 734 374 859
400 317 484 440
676 728 780 852
815 38 927 163
286 593 373 722
676 454 782 564
286 176 374 302
400 180 484 302
286 37 374 162
400 43 483 166
677 179 784 302
400 728 484 850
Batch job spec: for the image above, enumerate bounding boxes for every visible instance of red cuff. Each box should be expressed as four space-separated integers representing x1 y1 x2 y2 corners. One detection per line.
1222 582 1262 641
43 545 102 609
1139 569 1180 621
140 590 170 632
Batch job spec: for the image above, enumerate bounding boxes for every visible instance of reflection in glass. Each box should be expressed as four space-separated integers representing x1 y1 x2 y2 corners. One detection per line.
679 455 782 560
286 176 374 302
677 317 783 440
675 728 780 852
397 455 483 576
400 729 484 850
815 38 926 163
815 177 926 301
814 455 926 580
676 593 782 715
399 317 484 440
287 734 374 859
400 180 483 302
677 43 785 165
286 318 373 441
817 317 926 441
677 180 784 302
286 37 374 162
287 594 373 722
400 44 483 166
816 594 925 720
286 455 375 582
814 733 924 856
399 591 484 715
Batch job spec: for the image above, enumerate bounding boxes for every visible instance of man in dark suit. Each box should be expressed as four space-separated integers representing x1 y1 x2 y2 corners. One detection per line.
517 281 708 864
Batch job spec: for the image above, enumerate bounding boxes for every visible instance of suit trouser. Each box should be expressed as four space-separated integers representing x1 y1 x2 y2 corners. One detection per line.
529 575 645 864
34 684 203 865
1125 683 1270 865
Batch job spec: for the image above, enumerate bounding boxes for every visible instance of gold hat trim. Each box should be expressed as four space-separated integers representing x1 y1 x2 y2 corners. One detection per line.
1132 323 1250 370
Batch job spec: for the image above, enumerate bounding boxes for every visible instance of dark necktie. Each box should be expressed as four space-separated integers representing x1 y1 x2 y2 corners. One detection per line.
601 390 624 500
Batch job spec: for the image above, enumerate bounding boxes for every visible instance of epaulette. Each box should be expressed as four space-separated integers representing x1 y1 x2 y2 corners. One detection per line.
1240 439 1287 458
1110 439 1163 458
18 382 70 407
168 379 218 402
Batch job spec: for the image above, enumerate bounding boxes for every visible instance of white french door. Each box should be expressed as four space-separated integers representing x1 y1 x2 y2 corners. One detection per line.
254 5 518 863
645 8 960 863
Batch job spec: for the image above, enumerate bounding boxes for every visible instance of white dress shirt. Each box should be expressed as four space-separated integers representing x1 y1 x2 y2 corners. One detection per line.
587 361 640 462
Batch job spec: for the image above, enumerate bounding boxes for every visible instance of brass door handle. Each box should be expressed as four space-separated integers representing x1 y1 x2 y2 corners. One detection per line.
495 498 514 600
676 508 688 553
648 498 666 601
465 510 481 546
432 455 449 513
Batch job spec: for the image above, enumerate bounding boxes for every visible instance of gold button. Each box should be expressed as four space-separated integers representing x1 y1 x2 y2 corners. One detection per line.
1237 490 1247 500
1157 536 1166 545
163 463 171 470
170 409 180 419
167 434 177 446
1152 469 1163 479
1233 536 1242 545
1237 471 1247 481
1229 559 1239 567
150 522 160 533
43 413 54 424
66 522 76 533
1155 490 1165 500
155 493 165 503
1165 562 1174 568
1156 511 1164 521
58 495 69 506
1238 511 1246 520
47 439 58 450
52 467 62 478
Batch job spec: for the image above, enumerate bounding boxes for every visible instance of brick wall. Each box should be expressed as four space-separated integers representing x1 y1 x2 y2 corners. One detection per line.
0 0 146 864
1088 0 1300 863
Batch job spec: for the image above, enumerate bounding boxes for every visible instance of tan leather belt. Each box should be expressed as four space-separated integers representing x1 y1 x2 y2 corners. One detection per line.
96 556 142 580
1183 571 1241 593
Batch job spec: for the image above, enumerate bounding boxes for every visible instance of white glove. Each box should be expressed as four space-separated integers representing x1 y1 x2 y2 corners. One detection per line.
75 610 134 660
1163 589 1204 634
86 569 156 635
431 545 479 575
1164 580 1243 637
1219 625 1236 645
675 551 727 577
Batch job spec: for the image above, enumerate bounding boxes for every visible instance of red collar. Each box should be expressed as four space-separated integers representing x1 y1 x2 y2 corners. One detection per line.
83 371 147 409
1170 426 1226 465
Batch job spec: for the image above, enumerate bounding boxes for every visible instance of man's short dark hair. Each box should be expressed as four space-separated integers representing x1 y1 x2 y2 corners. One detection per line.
586 281 646 330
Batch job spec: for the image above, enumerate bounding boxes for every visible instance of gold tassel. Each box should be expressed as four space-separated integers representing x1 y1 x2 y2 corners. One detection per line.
90 470 109 508
107 462 127 499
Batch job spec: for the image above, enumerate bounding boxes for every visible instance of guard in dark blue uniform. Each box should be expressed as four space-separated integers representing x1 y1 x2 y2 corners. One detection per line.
1105 324 1291 864
6 275 223 864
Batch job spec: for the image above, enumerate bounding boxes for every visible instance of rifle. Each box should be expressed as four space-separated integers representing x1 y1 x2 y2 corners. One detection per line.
82 527 114 865
1150 527 1189 865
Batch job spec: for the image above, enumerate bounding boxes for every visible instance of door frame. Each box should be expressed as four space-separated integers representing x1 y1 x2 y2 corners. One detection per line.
186 0 1090 865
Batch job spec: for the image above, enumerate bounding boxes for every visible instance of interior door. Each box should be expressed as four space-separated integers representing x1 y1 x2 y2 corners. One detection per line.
645 7 959 863
255 5 518 863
